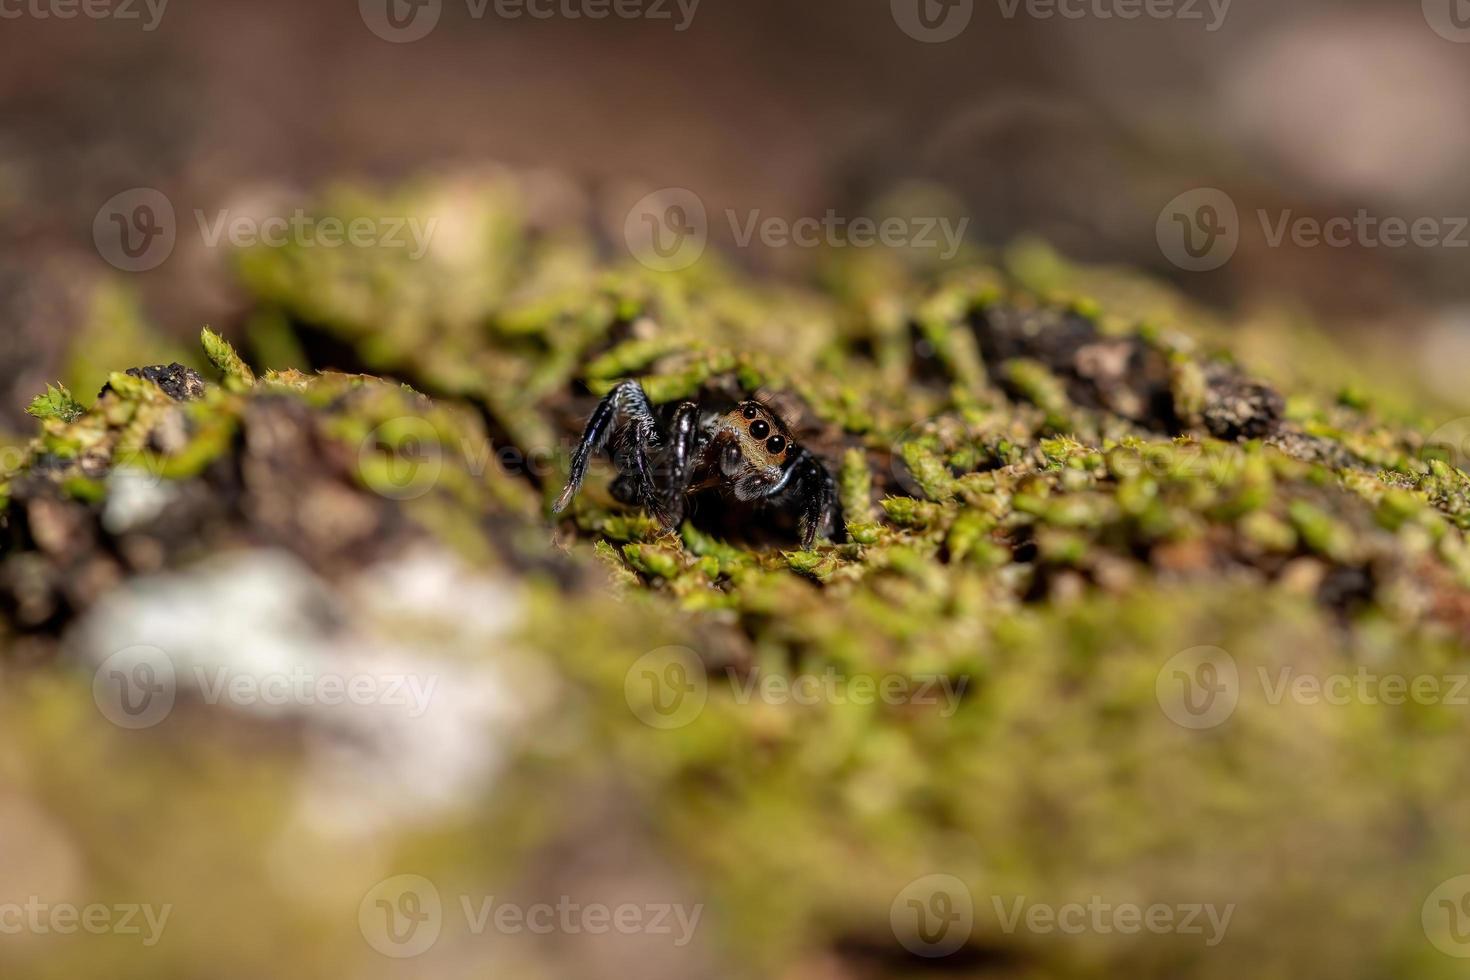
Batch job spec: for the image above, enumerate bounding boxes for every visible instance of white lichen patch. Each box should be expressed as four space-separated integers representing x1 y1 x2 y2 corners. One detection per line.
102 467 180 535
68 547 558 839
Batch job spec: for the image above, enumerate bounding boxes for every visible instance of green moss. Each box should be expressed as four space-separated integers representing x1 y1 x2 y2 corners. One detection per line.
10 175 1470 980
201 326 257 391
26 383 84 424
622 542 684 579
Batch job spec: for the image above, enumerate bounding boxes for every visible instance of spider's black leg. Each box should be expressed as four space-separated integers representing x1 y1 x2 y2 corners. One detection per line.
554 380 654 513
661 401 701 527
771 448 845 550
612 399 668 525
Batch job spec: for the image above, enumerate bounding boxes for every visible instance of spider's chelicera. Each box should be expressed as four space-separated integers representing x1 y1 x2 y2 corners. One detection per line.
553 380 845 549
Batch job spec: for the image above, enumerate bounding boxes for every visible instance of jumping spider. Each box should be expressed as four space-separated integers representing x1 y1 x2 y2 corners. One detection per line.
553 380 845 549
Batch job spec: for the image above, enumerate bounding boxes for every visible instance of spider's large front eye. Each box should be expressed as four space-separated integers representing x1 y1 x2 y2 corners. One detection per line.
766 436 786 454
750 419 770 439
741 405 759 420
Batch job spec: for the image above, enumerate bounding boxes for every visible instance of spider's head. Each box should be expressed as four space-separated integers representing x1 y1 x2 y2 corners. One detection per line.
720 400 795 498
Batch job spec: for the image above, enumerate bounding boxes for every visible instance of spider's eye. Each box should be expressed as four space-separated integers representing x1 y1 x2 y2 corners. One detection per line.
766 436 786 455
741 405 758 420
750 419 770 439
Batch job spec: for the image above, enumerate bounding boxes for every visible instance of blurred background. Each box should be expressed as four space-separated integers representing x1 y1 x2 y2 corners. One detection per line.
5 0 1470 420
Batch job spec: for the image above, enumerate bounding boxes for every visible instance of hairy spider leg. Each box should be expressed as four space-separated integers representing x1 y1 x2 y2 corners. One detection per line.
662 401 703 525
615 406 665 523
554 380 660 515
778 447 846 549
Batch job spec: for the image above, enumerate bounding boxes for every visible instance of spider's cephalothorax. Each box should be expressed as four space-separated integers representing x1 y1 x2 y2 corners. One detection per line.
552 380 845 549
